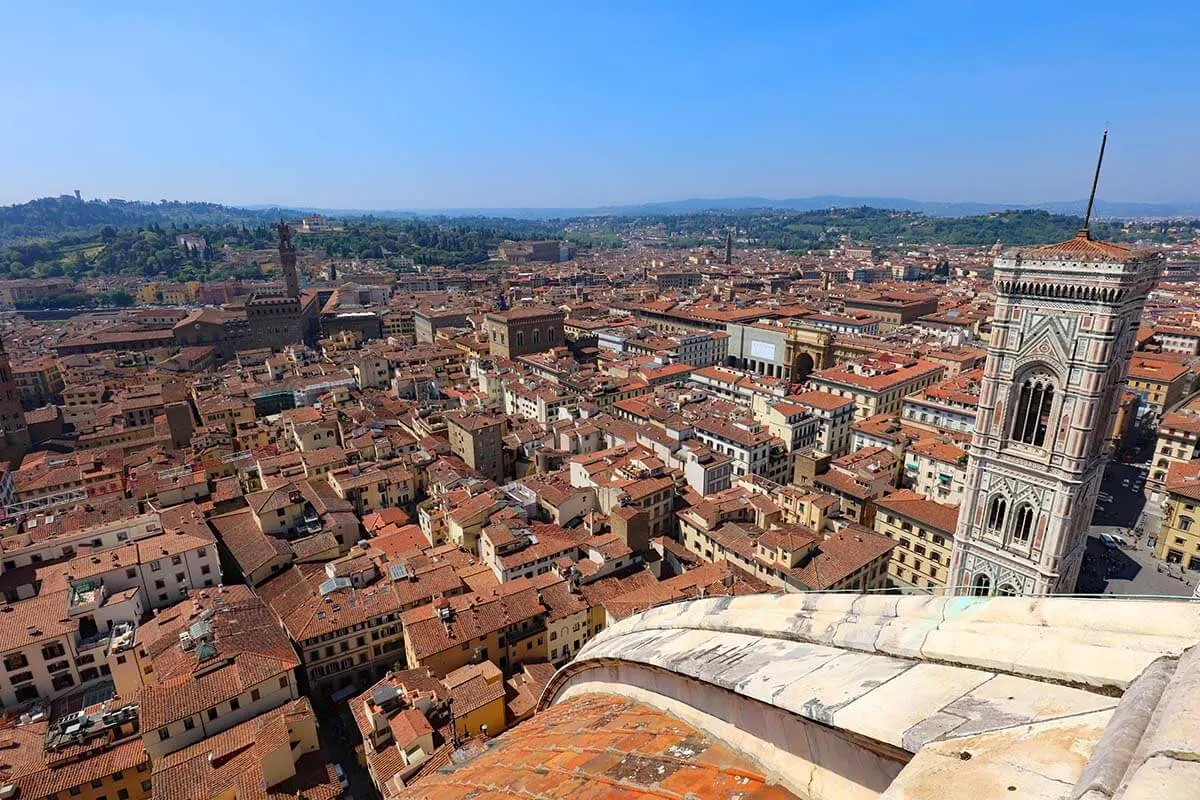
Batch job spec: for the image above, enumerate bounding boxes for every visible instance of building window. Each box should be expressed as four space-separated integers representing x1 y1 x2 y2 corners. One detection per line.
184 717 195 730
230 698 240 711
158 728 170 741
986 495 1007 534
1011 504 1035 545
970 573 991 597
1011 377 1054 446
1180 516 1194 532
515 331 524 347
208 709 218 721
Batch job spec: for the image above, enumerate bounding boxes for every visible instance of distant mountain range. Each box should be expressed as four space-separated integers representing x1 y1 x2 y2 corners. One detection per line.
245 195 1200 220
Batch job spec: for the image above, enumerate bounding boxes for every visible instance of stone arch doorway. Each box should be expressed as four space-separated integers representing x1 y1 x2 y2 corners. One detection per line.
794 352 815 381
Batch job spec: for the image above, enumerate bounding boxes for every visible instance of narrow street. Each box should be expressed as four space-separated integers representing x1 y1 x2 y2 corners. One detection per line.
315 696 378 800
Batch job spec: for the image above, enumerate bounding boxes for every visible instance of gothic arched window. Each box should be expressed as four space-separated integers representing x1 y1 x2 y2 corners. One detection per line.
997 584 1017 597
988 494 1008 537
1011 376 1055 446
986 496 1007 534
532 329 541 346
970 573 991 597
1011 504 1035 545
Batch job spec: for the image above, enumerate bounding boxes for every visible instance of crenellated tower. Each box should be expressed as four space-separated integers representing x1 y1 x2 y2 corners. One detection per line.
278 221 300 299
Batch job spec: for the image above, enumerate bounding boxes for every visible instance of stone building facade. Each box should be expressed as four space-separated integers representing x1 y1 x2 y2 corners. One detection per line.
484 306 565 359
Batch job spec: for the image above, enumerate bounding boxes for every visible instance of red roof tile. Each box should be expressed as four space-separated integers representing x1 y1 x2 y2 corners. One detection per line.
1024 232 1136 262
392 694 801 799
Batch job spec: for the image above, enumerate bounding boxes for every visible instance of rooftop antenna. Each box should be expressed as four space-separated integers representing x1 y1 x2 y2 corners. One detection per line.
1081 129 1108 239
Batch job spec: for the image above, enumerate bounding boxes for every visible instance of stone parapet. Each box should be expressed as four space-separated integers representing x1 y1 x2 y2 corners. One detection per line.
540 594 1200 800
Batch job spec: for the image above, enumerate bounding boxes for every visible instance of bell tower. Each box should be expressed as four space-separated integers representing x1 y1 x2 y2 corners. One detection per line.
949 135 1161 596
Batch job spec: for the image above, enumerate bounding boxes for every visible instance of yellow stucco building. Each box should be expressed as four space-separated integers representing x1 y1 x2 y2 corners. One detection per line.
1156 460 1200 571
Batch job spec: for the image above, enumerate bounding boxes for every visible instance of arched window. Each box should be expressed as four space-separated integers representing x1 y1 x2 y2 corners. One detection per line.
1012 376 1055 446
532 329 541 345
997 584 1017 597
1181 516 1194 532
970 573 991 597
548 327 557 342
986 496 1007 534
515 331 524 347
1011 504 1035 544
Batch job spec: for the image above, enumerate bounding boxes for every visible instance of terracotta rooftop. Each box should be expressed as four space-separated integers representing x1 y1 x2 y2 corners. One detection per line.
1165 460 1200 503
1022 231 1136 262
876 489 960 534
152 698 340 800
393 693 800 799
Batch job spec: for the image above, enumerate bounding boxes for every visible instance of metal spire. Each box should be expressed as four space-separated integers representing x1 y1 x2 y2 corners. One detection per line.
1082 130 1108 239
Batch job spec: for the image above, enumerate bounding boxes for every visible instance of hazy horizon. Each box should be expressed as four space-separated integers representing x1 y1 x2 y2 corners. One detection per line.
3 1 1198 209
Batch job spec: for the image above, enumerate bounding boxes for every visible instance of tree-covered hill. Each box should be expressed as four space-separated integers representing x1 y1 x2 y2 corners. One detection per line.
0 196 297 245
1 195 1189 282
609 207 1135 249
0 217 561 281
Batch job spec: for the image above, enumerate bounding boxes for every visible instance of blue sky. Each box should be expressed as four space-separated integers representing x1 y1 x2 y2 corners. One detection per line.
2 1 1197 208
